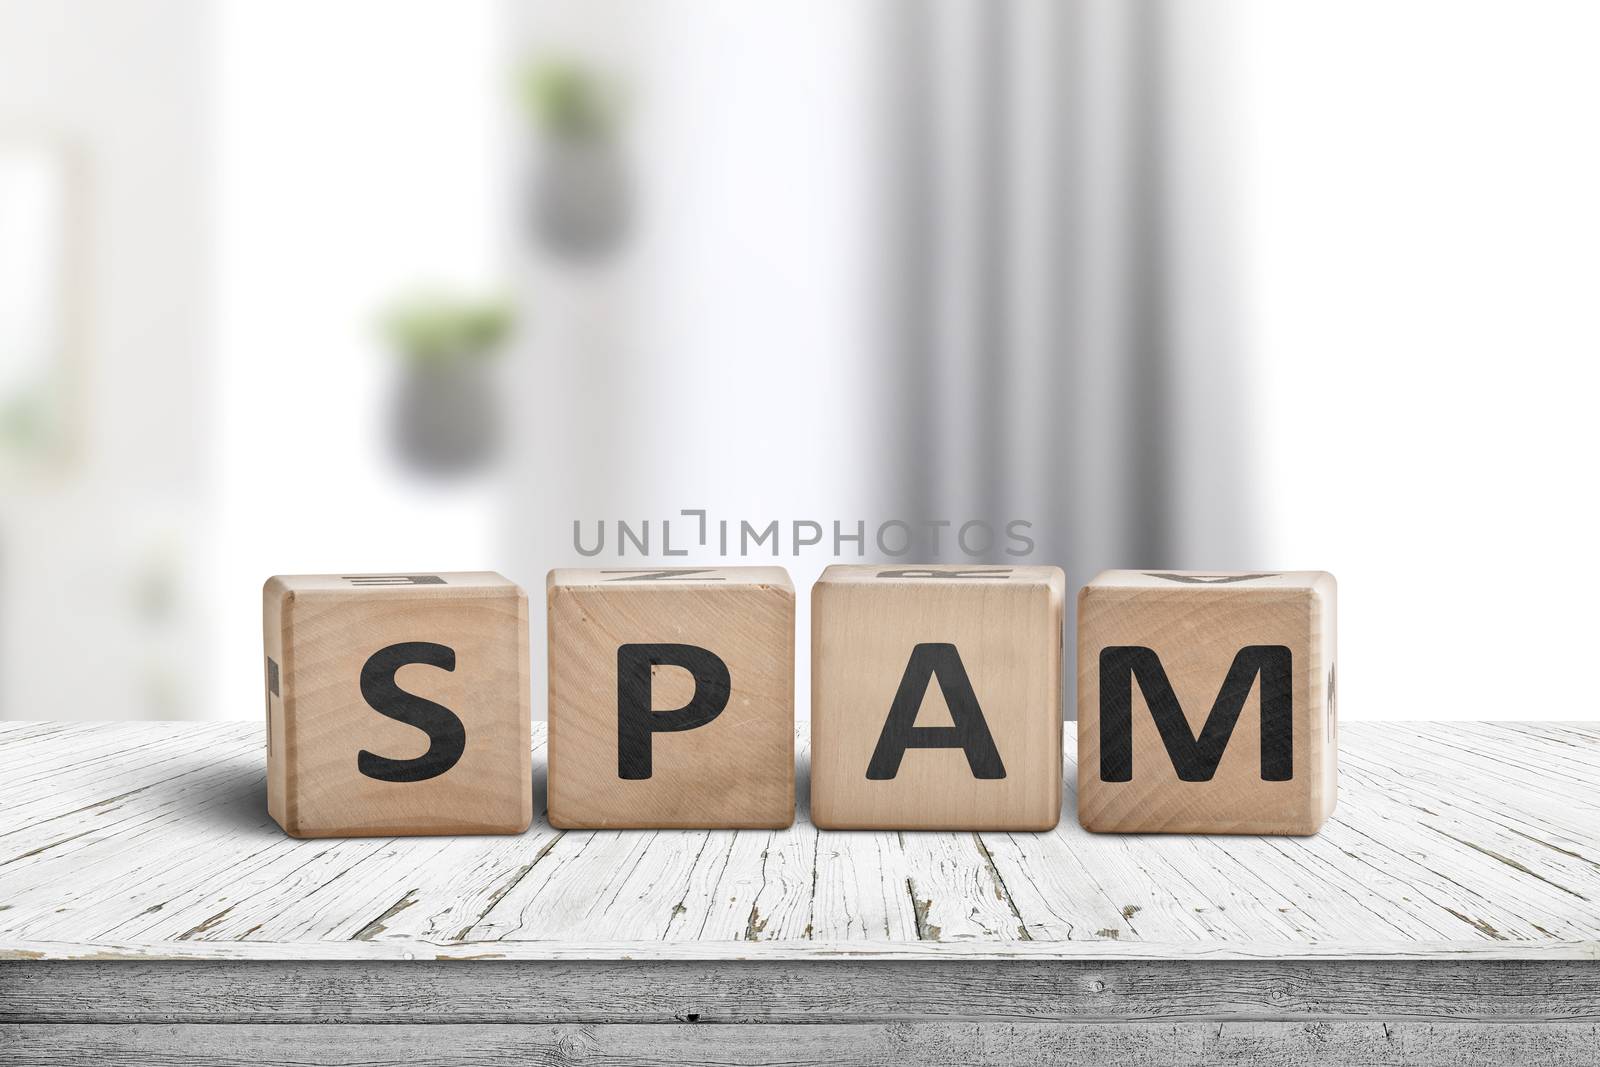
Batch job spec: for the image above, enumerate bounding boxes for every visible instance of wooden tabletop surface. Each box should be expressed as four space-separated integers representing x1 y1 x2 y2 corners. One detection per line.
1 720 1596 963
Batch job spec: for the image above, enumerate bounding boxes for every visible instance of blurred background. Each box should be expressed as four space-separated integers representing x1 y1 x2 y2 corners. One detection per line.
1 0 1596 723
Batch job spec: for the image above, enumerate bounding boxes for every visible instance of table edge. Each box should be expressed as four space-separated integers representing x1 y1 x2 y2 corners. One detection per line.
3 939 1597 963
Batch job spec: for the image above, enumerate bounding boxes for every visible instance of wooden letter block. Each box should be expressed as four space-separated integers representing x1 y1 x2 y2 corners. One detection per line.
811 565 1065 830
262 572 531 838
546 567 795 829
1077 570 1337 835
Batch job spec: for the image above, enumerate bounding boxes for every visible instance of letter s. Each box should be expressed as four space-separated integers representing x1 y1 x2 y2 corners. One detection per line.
357 642 466 783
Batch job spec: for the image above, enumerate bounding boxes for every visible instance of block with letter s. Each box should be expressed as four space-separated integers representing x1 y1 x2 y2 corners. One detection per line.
262 572 531 837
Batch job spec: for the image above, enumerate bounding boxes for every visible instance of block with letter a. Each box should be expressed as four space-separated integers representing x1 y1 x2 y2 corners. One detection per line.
810 565 1065 830
1077 570 1338 835
546 567 796 829
262 572 531 838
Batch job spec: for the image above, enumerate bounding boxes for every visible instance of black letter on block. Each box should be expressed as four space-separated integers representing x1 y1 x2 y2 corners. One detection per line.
867 643 1006 780
358 642 466 783
617 644 731 780
1099 645 1292 783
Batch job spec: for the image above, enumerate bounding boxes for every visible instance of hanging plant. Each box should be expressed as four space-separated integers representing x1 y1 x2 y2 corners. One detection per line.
522 58 631 262
380 291 514 478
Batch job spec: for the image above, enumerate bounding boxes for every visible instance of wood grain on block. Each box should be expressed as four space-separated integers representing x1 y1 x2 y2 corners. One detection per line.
1077 570 1337 835
546 567 795 829
810 564 1065 830
262 572 531 838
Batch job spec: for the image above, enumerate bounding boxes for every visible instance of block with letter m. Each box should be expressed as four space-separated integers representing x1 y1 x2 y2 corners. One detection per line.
1077 570 1337 835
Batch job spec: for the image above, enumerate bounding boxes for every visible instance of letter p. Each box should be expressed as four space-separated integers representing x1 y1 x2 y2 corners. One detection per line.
616 643 731 779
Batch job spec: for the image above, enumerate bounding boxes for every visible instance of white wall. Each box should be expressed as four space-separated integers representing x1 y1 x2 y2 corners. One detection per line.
212 0 509 721
1236 0 1600 719
0 0 214 719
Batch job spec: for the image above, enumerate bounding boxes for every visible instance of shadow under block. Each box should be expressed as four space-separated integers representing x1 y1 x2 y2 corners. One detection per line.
546 567 796 830
1077 570 1338 836
262 572 531 838
810 565 1065 831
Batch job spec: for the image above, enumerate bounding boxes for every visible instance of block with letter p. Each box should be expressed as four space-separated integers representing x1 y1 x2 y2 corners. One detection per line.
546 567 796 829
810 565 1066 830
1077 570 1338 835
262 572 531 838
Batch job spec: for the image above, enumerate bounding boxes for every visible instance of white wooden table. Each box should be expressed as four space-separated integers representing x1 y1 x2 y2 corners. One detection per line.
1 720 1596 1065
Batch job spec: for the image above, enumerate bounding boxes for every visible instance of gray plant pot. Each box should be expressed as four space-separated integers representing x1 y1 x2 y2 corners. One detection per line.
391 360 499 478
532 137 630 261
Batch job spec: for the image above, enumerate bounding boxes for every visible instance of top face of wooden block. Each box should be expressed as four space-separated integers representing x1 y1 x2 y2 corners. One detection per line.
548 566 794 591
817 564 1064 589
266 572 521 599
1084 570 1334 595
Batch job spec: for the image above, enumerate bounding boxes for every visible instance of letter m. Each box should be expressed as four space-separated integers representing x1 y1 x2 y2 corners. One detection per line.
1099 646 1292 783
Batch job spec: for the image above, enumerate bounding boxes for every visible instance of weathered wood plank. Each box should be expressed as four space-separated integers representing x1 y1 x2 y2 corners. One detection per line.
0 730 262 861
2 721 1598 963
467 827 678 940
669 734 815 940
1427 723 1600 789
1376 727 1600 830
3 1020 1596 1067
337 733 558 943
1336 757 1600 925
898 830 1029 941
738 738 819 940
356 827 565 944
0 755 276 935
0 724 247 835
4 960 1597 1024
3 936 1593 962
974 826 1130 941
810 826 921 940
1358 726 1600 836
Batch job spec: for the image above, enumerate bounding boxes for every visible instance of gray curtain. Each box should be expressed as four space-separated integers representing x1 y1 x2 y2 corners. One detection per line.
883 2 1254 716
880 0 1256 714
